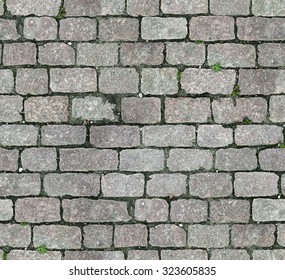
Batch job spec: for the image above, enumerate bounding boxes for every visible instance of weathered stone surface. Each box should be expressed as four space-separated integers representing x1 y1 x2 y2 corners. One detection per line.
0 19 20 40
141 68 178 95
210 0 250 15
44 173 100 197
259 149 285 171
253 199 285 221
252 0 285 16
167 149 213 171
33 225 81 249
84 225 113 248
0 200 13 221
270 96 285 122
63 199 131 222
189 173 232 198
127 0 159 16
65 251 124 260
190 16 235 41
102 173 144 197
188 225 229 248
210 250 250 260
161 250 208 260
277 224 285 246
135 199 169 222
235 172 279 197
0 148 18 171
258 44 285 67
253 250 285 260
147 174 187 197
150 225 186 247
0 96 22 122
0 224 31 247
142 17 187 40
8 251 61 260
161 0 208 14
0 69 13 93
128 250 159 260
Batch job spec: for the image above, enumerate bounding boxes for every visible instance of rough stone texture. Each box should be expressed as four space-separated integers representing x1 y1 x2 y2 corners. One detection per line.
0 69 14 93
165 98 211 123
235 172 279 197
232 224 275 247
189 16 235 41
33 225 81 249
0 200 13 221
210 200 250 223
135 199 169 222
258 44 285 67
65 251 124 260
72 97 116 122
182 69 236 95
270 96 285 122
198 125 233 147
127 0 159 16
24 17 57 40
210 250 250 260
44 173 100 197
141 68 178 95
147 174 187 197
150 225 186 247
189 173 232 198
166 42 205 65
25 96 68 123
0 96 23 122
142 17 187 40
60 148 118 171
16 68 48 95
253 199 285 221
167 149 213 171
171 199 208 222
84 225 113 248
208 44 256 67
41 125 86 146
237 17 285 41
259 149 285 171
252 250 285 260
161 0 208 14
213 98 268 124
128 250 159 260
277 224 285 247
0 148 18 171
0 19 20 40
77 43 118 66
161 250 208 260
188 225 230 248
0 224 31 247
102 173 144 197
282 176 285 196
15 198 60 223
8 251 62 260
122 98 161 124
210 0 250 15
63 199 131 222
252 0 285 16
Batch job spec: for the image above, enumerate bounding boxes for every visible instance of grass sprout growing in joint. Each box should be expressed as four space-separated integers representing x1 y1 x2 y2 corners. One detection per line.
211 63 222 72
36 245 48 254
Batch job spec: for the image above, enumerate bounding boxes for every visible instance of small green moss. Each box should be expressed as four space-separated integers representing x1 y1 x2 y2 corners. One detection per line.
36 245 48 254
195 40 204 44
243 117 253 125
20 221 29 226
231 85 240 97
177 69 182 81
211 63 222 72
278 143 285 148
57 6 66 19
2 251 8 260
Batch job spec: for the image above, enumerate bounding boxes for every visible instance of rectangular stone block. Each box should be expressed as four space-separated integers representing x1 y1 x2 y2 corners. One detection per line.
238 18 285 40
3 43 36 65
167 149 213 171
143 125 195 147
16 68 48 95
0 148 18 171
122 98 161 124
210 0 250 15
50 68 97 93
41 125 86 146
188 225 230 248
99 18 139 41
90 126 140 148
252 0 285 16
99 68 139 94
60 148 118 171
0 224 31 247
39 43 75 65
44 173 100 197
190 16 235 41
0 125 38 146
282 176 285 196
270 96 285 122
259 149 285 171
235 172 279 197
210 249 250 260
165 98 211 123
161 0 208 14
232 224 275 247
72 97 117 122
0 69 14 93
212 97 267 124
235 125 283 146
84 225 113 249
0 19 20 40
0 174 40 196
0 199 13 221
210 200 250 223
0 96 22 122
65 251 124 260
15 198 60 223
161 250 208 260
147 174 187 197
208 44 256 67
166 42 205 66
120 43 164 65
253 250 285 260
258 44 285 67
141 68 178 95
253 199 285 221
21 148 57 172
77 43 118 66
63 199 131 222
142 17 187 40
59 18 97 41
25 96 68 123
189 173 232 198
102 173 144 197
120 149 164 171
33 225 81 249
8 250 61 260
127 0 159 16
128 250 159 260
216 148 257 171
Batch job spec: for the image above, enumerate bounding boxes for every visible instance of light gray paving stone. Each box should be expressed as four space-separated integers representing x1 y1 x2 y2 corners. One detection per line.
0 148 18 171
210 0 250 15
84 225 113 249
270 96 285 122
253 199 285 221
252 0 285 16
65 251 124 260
0 96 23 122
0 69 14 93
210 250 250 260
8 251 62 260
259 149 285 171
277 224 285 246
161 0 208 14
0 200 13 221
0 224 31 247
161 250 208 260
253 250 285 260
0 19 20 40
128 250 159 260
127 0 159 16
258 44 285 67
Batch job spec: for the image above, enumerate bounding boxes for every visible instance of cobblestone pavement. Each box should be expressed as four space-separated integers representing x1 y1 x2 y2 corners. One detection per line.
0 0 285 260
